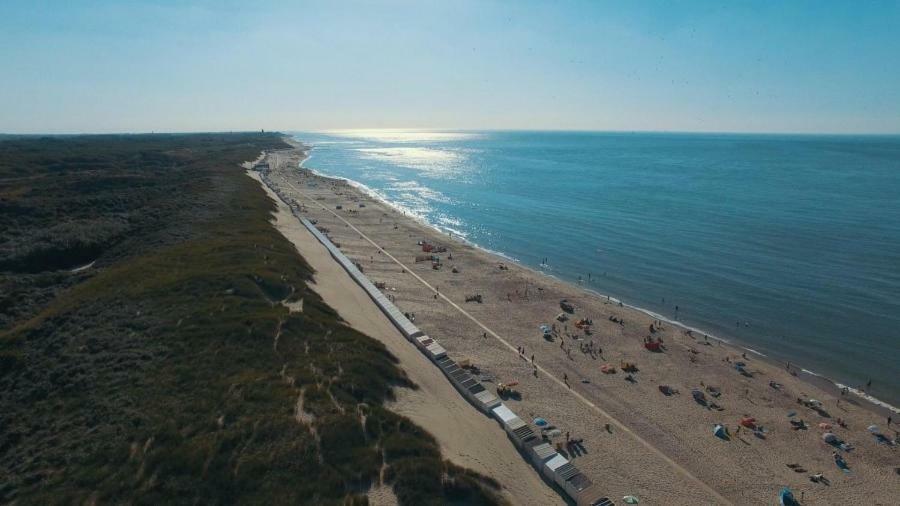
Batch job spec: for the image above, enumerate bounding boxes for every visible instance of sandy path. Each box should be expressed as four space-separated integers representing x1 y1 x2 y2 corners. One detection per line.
247 170 563 506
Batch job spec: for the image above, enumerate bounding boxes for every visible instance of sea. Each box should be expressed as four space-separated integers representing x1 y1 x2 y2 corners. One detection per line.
290 130 900 410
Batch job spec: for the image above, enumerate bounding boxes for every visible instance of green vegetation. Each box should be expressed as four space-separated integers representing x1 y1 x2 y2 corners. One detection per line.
0 134 504 505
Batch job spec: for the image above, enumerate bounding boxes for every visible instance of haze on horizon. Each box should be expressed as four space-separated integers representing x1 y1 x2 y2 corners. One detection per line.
2 0 899 135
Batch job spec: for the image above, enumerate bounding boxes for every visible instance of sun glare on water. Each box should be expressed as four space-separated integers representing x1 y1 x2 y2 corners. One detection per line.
324 129 480 143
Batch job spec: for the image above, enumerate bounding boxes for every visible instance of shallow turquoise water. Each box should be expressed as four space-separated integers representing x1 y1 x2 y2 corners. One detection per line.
292 130 900 406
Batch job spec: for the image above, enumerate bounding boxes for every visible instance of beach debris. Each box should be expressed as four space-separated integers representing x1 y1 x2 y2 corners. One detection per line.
542 428 562 439
790 419 808 430
834 452 850 473
706 385 722 398
658 385 678 396
823 432 854 451
621 361 638 373
556 312 569 322
575 318 593 329
809 473 831 485
497 381 520 400
559 299 575 313
644 336 663 353
733 361 753 377
692 388 708 406
539 324 553 340
769 381 783 390
600 364 616 374
713 424 730 440
465 294 483 303
818 422 832 430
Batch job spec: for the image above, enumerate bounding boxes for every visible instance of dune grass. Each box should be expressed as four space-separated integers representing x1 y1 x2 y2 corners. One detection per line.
0 133 504 505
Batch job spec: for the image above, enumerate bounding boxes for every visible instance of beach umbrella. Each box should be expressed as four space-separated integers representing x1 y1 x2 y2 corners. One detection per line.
622 496 639 504
533 417 548 426
822 432 838 444
867 424 880 433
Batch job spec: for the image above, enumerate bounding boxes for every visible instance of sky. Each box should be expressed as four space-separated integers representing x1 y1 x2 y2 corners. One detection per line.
1 0 899 134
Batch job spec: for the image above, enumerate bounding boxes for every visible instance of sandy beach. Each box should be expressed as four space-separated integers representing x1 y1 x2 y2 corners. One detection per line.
255 142 899 505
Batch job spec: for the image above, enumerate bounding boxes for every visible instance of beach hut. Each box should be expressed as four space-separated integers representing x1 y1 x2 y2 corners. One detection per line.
529 442 558 467
440 360 461 376
472 390 501 412
510 424 538 447
542 454 570 482
491 404 535 445
562 472 593 501
425 342 447 361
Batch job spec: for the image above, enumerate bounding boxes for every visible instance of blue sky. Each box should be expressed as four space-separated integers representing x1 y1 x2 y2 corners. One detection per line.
1 0 898 134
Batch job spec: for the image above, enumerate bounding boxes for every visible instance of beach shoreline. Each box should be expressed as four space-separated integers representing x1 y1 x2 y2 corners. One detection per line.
297 141 897 419
273 136 899 504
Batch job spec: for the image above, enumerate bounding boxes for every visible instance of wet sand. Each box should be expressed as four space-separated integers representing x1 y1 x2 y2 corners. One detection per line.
258 142 899 505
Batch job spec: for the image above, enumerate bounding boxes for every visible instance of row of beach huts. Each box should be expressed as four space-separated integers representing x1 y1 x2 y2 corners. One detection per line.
260 168 611 505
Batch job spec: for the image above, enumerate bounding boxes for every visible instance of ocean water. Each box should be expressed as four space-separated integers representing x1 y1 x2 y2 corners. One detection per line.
292 130 900 407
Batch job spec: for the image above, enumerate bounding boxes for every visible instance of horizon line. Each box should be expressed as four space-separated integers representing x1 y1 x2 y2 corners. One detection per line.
3 128 900 137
